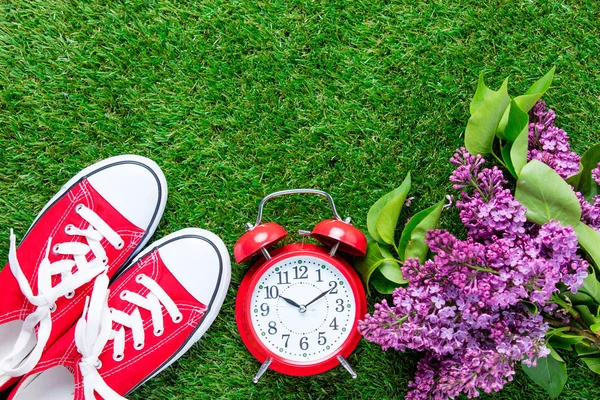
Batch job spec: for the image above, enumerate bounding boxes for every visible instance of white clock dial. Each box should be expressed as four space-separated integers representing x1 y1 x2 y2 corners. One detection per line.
250 255 356 362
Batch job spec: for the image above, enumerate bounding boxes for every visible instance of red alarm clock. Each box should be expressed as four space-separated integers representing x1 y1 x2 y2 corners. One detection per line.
234 189 367 383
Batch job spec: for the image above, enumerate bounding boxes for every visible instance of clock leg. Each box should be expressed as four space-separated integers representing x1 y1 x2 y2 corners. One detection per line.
252 358 272 383
337 355 358 379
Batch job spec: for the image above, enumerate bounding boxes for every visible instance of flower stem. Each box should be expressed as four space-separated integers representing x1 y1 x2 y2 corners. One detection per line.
463 262 500 275
544 316 600 348
551 294 580 319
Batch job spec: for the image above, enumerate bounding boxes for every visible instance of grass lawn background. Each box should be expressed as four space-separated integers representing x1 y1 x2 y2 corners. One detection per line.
1 0 600 398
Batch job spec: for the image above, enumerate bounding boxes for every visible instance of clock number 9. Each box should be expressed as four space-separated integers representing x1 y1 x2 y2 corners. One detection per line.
300 336 309 350
268 321 277 335
260 303 269 316
335 299 344 312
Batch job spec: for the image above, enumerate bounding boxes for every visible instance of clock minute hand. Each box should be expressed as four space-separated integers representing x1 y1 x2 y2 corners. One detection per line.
279 295 301 309
304 288 334 307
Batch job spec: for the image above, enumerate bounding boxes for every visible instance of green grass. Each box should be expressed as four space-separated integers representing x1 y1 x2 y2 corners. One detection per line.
1 0 600 398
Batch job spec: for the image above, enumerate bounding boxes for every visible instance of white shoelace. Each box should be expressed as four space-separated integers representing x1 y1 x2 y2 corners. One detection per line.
75 272 181 400
0 205 124 377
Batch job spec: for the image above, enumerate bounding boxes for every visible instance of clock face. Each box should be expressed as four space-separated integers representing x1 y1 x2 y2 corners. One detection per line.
249 255 356 363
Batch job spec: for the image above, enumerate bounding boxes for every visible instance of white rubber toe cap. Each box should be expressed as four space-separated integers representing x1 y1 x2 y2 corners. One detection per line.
158 228 230 306
87 155 167 230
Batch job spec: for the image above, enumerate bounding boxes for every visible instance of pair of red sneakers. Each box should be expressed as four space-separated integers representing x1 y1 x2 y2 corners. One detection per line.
0 155 231 399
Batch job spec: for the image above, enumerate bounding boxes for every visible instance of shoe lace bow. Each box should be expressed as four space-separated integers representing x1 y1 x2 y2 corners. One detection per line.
0 204 123 377
75 271 181 400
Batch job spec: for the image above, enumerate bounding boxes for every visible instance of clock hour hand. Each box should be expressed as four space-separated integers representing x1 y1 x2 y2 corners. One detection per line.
279 295 301 309
304 287 334 307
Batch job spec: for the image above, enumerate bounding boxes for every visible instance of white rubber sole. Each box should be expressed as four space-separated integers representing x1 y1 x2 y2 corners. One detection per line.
26 154 168 257
118 228 231 390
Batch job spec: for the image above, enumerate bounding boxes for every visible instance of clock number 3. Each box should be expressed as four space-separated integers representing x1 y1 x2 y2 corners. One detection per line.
335 299 344 312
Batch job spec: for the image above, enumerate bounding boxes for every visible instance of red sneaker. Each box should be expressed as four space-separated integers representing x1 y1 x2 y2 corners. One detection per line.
0 155 167 390
7 228 231 400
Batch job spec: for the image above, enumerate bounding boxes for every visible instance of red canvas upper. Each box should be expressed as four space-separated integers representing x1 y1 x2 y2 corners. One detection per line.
0 179 146 389
9 248 207 399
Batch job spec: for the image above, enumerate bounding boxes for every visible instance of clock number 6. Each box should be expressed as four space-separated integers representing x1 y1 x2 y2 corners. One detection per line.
300 336 309 350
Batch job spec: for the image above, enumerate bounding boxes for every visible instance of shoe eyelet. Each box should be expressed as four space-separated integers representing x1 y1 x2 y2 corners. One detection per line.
75 204 84 213
173 314 183 324
102 257 108 265
134 342 144 350
49 303 57 313
116 241 124 250
65 291 75 299
135 274 144 283
154 328 164 337
65 224 74 234
95 360 102 369
119 290 128 300
52 244 60 255
113 353 124 362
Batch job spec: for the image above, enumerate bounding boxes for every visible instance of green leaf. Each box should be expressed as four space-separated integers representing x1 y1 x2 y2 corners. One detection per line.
355 239 405 294
549 329 584 349
575 343 600 356
497 67 554 135
515 160 582 226
464 77 510 155
501 142 517 178
378 245 407 284
511 124 529 176
522 301 538 315
566 144 600 202
591 322 600 334
376 173 411 245
574 304 600 328
515 66 556 112
503 100 529 142
581 358 600 375
367 173 411 244
403 201 444 263
574 269 600 304
370 268 400 294
355 239 386 293
574 223 600 271
469 73 495 115
522 346 567 399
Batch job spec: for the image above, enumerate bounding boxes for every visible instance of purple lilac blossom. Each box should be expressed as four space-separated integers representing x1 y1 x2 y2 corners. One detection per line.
359 150 588 399
528 100 580 179
576 162 600 231
450 148 527 243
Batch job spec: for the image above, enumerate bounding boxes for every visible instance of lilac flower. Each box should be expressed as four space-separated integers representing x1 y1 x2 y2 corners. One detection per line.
450 148 527 243
528 101 580 179
360 146 588 400
592 163 600 185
